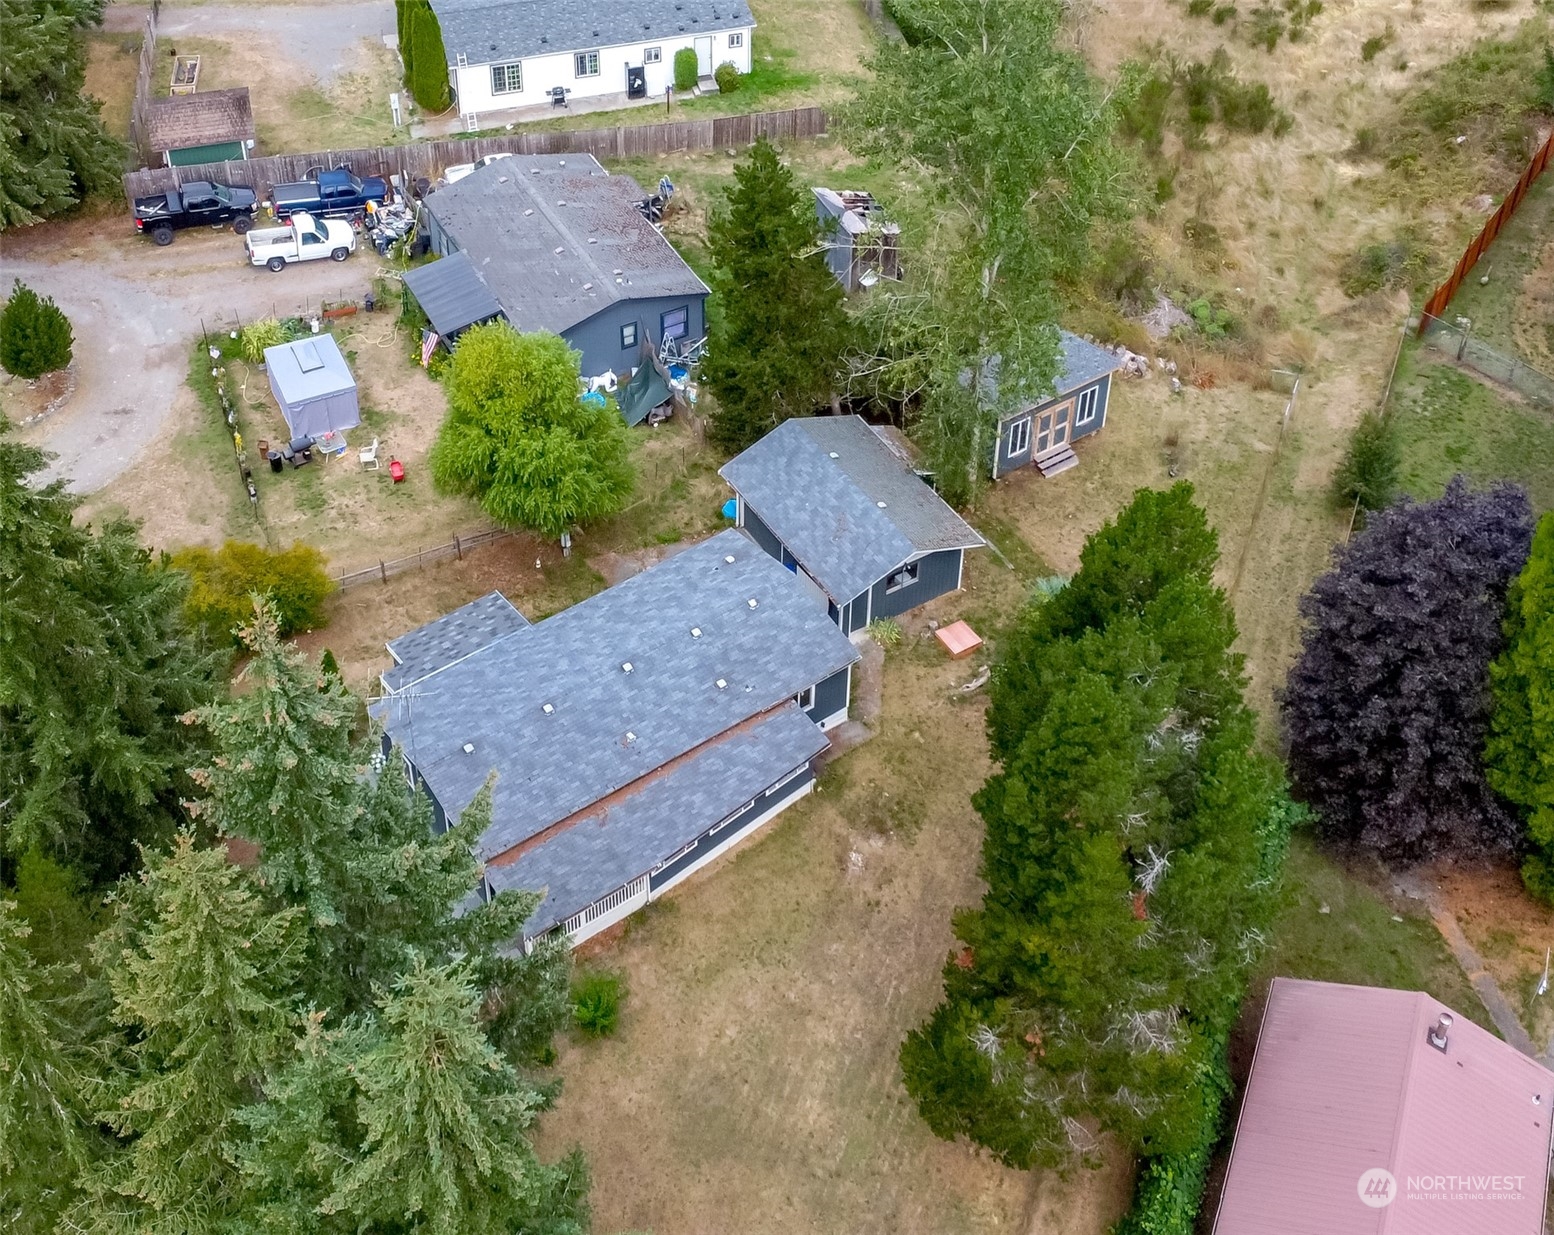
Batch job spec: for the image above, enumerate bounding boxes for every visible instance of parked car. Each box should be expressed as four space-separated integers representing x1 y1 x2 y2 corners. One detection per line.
442 152 513 185
245 212 356 272
268 168 389 220
133 180 259 246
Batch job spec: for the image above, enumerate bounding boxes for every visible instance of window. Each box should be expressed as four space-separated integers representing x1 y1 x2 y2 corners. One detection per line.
620 321 638 350
1008 416 1032 456
643 46 662 63
728 31 744 47
885 561 921 593
660 305 688 340
575 50 600 77
1075 385 1101 427
490 61 522 94
795 685 815 710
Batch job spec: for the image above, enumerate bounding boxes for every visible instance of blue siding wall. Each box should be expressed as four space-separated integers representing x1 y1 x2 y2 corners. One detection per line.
741 502 786 565
397 749 449 833
648 763 814 891
868 548 964 620
992 373 1112 478
806 665 850 724
564 294 708 379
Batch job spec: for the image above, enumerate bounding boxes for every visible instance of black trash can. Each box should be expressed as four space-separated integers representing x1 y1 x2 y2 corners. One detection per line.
268 451 283 474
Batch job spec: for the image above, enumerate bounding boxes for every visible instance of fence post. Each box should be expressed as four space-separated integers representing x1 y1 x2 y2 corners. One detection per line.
1457 323 1470 364
379 560 387 584
454 533 462 560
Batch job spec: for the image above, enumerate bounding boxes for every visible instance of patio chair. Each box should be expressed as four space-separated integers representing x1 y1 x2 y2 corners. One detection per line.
359 438 380 470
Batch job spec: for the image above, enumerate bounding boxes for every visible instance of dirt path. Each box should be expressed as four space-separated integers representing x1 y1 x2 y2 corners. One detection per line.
0 222 385 493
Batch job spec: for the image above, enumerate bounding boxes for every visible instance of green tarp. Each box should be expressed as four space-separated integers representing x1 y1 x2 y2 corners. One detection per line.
618 356 674 427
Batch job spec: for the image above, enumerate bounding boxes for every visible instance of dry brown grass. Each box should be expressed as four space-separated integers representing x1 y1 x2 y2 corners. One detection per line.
84 32 140 144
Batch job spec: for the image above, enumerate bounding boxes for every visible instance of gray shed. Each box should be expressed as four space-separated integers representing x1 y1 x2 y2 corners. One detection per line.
264 335 360 439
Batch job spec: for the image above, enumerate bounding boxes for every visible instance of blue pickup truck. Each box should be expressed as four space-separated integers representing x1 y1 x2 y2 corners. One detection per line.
268 167 389 220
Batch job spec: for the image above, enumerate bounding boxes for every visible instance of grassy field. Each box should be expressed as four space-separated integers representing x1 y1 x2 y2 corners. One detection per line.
84 32 140 148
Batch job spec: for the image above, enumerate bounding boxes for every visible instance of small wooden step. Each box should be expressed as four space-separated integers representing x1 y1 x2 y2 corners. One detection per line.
1036 448 1078 478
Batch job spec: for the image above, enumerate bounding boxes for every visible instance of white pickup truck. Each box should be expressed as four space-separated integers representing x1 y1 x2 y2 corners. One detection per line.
245 212 356 272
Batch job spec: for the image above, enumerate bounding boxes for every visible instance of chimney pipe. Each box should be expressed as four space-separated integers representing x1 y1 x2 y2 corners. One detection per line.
1426 1012 1453 1052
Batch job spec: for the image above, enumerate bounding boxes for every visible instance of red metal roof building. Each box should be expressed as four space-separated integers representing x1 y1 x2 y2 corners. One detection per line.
1214 978 1553 1235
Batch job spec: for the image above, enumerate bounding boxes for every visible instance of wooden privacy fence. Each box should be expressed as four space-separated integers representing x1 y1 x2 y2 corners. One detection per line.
1418 127 1554 333
334 526 516 590
121 106 829 203
128 11 159 166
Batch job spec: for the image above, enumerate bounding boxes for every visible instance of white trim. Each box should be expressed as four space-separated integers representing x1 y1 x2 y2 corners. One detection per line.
795 684 815 711
955 546 965 592
884 561 920 594
561 874 649 944
648 778 814 900
643 45 662 63
1075 384 1100 427
1008 415 1032 458
490 61 523 95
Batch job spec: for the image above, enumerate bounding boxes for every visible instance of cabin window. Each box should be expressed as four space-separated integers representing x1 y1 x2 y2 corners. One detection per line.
885 561 920 593
661 305 689 340
490 62 522 94
795 685 815 710
644 46 662 63
1075 385 1101 426
621 321 638 349
728 31 745 47
575 50 600 77
1008 416 1032 456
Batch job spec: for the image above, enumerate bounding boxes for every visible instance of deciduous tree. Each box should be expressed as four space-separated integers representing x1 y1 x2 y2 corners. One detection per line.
1486 512 1554 902
429 324 634 538
700 137 853 451
169 540 333 644
1282 478 1534 861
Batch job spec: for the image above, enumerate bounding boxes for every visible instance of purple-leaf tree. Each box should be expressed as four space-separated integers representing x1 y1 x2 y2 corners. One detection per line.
1281 477 1534 861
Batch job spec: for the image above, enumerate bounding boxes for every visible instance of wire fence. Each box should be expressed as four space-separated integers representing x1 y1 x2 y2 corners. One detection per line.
334 527 517 590
1417 313 1554 407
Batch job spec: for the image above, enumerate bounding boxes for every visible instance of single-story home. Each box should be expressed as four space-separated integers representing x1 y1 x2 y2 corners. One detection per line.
429 0 755 123
986 332 1122 480
720 416 985 637
375 530 860 947
412 154 709 380
263 335 359 440
813 188 901 292
145 87 255 168
1214 977 1553 1235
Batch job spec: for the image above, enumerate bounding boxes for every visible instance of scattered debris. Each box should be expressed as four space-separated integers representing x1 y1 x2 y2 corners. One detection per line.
1318 903 1331 914
1192 370 1217 390
1142 293 1192 340
956 665 991 694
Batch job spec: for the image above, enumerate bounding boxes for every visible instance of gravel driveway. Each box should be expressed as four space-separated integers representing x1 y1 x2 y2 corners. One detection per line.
150 0 395 83
2 219 390 493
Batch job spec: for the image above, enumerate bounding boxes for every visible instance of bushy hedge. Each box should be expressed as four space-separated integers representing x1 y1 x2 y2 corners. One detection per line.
673 47 700 91
714 61 741 93
170 541 334 644
570 969 625 1037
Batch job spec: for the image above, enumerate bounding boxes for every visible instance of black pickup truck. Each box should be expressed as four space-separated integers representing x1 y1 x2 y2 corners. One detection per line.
133 181 259 245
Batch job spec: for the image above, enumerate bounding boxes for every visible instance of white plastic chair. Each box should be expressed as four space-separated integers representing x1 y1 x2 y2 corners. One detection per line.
359 438 380 470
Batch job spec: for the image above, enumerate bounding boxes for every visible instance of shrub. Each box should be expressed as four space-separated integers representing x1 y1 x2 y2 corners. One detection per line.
1361 24 1395 64
0 280 73 378
571 970 624 1037
1186 0 1213 14
1211 3 1237 24
239 318 288 365
674 47 700 91
866 617 903 647
1331 411 1399 513
1339 235 1431 298
714 61 741 93
170 541 334 644
1187 296 1233 338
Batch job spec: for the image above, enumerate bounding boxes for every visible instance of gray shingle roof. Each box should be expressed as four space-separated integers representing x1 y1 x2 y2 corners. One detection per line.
430 0 754 64
375 530 858 861
400 251 505 339
425 155 708 338
145 88 255 152
384 592 529 691
487 702 824 935
971 331 1124 419
719 416 985 604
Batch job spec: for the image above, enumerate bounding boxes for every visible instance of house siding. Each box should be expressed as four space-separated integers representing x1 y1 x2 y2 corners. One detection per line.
564 295 707 379
648 762 813 893
806 664 850 729
868 548 965 621
992 373 1112 479
739 501 786 565
450 30 754 118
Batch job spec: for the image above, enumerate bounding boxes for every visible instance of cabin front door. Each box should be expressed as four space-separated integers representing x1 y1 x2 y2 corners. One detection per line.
1034 400 1074 456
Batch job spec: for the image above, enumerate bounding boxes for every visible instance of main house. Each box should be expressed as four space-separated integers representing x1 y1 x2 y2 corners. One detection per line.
409 154 709 378
988 331 1122 480
720 416 985 637
429 0 755 124
1214 978 1553 1234
375 531 859 947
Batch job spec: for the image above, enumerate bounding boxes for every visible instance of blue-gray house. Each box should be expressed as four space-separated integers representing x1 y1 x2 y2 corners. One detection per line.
720 415 985 636
375 531 859 947
413 154 709 378
989 332 1123 480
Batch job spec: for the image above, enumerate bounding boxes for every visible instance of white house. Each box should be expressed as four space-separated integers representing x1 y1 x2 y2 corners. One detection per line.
429 0 756 123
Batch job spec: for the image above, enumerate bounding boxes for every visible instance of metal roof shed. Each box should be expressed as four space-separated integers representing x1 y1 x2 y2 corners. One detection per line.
264 335 360 440
401 251 504 341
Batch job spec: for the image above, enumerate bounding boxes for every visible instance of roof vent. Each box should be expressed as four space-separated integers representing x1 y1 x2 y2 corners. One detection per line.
542 703 554 715
558 159 565 166
724 555 736 564
747 598 758 609
462 743 475 754
540 35 547 42
624 731 636 744
829 451 839 458
622 661 634 673
616 277 623 284
557 200 565 206
877 501 887 508
554 246 564 254
588 237 597 243
523 208 533 216
582 282 593 290
716 678 727 689
690 627 702 637
613 268 623 275
1426 1012 1453 1052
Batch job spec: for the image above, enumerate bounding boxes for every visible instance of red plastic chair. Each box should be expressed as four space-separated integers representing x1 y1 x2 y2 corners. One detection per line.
388 458 405 483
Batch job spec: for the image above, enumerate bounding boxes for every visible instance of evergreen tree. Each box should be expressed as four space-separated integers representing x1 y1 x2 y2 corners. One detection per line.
0 0 125 229
0 426 220 882
700 137 853 452
76 835 304 1235
901 486 1285 1168
1486 512 1554 902
0 899 96 1235
405 0 452 112
429 323 634 538
1282 478 1534 860
0 280 73 377
1331 410 1400 515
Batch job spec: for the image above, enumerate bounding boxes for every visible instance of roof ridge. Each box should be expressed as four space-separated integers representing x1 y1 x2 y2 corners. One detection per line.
514 169 619 303
1376 992 1433 1234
